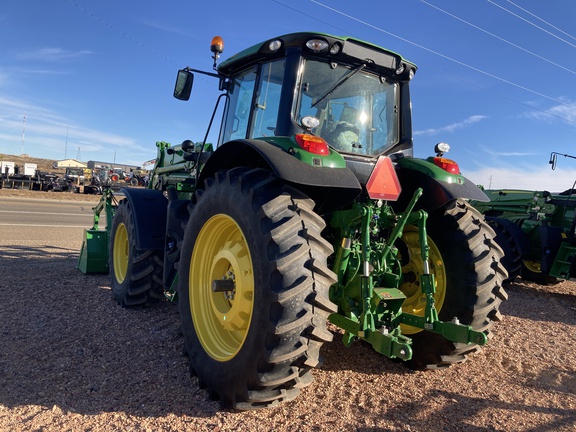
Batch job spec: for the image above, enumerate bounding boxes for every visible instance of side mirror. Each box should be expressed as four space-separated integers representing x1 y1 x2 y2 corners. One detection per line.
174 69 194 101
549 153 557 170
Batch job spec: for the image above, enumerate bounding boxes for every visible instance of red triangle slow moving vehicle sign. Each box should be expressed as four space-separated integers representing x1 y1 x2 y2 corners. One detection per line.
366 156 402 201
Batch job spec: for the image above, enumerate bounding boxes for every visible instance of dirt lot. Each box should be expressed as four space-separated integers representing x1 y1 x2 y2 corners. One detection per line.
0 189 575 431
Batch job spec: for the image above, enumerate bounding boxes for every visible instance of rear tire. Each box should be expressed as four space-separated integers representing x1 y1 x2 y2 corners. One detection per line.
487 219 522 285
401 199 508 369
109 199 164 307
178 167 337 410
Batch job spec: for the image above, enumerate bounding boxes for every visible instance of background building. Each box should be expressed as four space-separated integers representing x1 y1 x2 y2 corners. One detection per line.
53 159 87 169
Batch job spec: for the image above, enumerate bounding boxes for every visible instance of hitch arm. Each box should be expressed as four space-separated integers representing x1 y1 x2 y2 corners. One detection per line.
381 188 423 263
399 208 488 346
401 194 488 345
329 313 413 360
401 314 488 345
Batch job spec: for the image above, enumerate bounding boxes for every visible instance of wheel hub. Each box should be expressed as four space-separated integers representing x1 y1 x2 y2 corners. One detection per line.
209 242 252 332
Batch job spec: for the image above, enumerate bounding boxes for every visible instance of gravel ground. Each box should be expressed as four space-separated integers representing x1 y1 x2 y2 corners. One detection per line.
1 189 575 431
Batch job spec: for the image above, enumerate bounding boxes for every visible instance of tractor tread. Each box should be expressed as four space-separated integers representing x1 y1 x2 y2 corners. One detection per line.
178 167 336 410
109 199 164 308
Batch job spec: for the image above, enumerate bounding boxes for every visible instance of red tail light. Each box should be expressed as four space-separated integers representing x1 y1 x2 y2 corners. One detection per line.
294 134 329 156
433 157 460 174
366 156 402 201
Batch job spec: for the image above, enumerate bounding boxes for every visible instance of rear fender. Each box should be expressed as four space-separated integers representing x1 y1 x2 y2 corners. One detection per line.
198 139 362 213
395 158 488 212
120 188 167 250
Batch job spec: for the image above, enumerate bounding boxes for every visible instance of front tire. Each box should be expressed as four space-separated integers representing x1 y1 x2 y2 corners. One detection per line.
178 167 337 410
520 259 559 285
400 199 508 369
109 199 164 307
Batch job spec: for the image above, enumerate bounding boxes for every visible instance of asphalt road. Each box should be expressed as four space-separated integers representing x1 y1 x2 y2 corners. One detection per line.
0 197 103 249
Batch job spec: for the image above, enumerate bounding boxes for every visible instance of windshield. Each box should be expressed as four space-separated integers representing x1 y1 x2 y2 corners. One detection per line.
295 59 399 156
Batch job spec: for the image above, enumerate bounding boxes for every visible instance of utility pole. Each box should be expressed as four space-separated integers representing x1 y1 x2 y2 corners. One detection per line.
65 126 69 159
21 113 26 155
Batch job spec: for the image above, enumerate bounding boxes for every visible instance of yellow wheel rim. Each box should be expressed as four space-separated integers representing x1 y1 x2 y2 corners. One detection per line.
523 259 541 273
399 226 446 334
189 214 254 361
113 222 129 284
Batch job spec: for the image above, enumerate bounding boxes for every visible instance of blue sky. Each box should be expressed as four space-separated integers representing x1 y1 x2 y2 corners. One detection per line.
2 0 576 191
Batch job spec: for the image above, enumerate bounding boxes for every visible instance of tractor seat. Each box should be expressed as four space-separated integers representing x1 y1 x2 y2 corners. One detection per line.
326 121 360 153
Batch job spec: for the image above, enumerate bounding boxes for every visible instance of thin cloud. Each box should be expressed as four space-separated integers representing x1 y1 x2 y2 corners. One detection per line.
414 115 487 136
0 95 139 158
467 144 541 166
466 166 576 191
493 151 538 156
18 69 71 75
0 70 8 86
480 145 541 157
527 103 576 124
17 48 93 61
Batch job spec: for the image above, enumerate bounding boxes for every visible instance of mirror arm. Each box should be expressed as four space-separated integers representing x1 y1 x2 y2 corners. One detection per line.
184 66 220 79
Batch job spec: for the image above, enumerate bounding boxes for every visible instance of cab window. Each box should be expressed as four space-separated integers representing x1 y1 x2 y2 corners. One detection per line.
250 59 285 138
221 66 257 142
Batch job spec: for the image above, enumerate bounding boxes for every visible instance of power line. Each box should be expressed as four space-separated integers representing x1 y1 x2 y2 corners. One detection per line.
271 0 350 34
65 0 179 67
21 113 26 156
486 0 576 50
308 0 576 111
420 65 576 126
504 0 576 42
269 0 576 125
67 0 576 126
418 0 576 76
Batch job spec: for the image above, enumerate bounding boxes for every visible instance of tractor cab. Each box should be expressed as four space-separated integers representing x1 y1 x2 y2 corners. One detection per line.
175 33 417 163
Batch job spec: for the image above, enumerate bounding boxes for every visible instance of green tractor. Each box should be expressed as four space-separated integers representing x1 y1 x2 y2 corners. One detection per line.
79 33 507 410
471 152 576 285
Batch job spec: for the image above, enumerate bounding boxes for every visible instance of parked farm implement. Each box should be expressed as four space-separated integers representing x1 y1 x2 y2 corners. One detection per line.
471 151 576 285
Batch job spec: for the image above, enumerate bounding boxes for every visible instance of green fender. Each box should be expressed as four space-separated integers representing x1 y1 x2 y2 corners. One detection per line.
197 139 362 213
119 188 168 250
394 157 488 212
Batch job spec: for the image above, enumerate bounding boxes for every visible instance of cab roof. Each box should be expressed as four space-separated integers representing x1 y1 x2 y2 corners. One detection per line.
217 32 417 81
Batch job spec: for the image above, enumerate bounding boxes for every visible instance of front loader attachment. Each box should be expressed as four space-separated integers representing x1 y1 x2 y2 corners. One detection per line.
77 229 109 273
77 188 118 274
